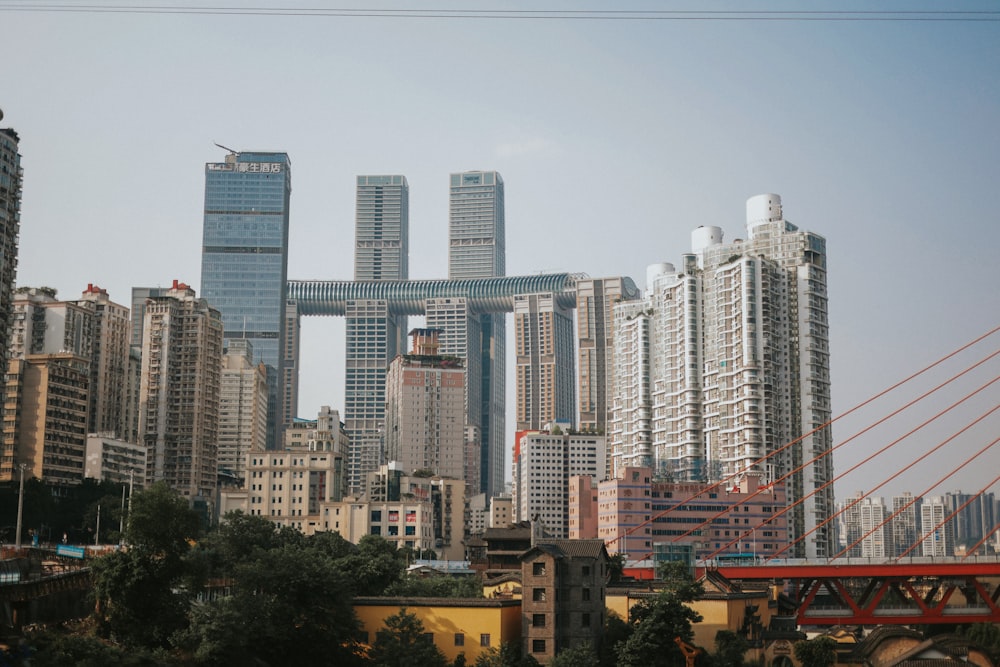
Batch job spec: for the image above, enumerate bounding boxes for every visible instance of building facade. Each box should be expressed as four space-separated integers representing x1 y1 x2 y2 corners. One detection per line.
520 539 609 662
449 170 505 498
610 195 833 558
218 339 269 481
78 284 132 440
0 122 21 423
344 175 410 493
512 429 607 539
138 281 223 503
2 354 90 485
514 293 576 432
84 434 147 487
592 466 789 562
383 328 467 483
575 277 640 440
201 150 291 447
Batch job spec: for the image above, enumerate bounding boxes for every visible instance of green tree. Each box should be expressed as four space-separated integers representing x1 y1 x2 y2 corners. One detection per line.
793 637 836 667
176 544 362 666
657 560 704 602
550 642 599 667
385 574 482 598
616 591 703 667
712 630 749 667
91 483 200 649
368 608 448 667
599 610 632 667
335 534 406 595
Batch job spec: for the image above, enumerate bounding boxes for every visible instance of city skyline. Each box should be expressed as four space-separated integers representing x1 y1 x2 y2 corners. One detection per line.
5 3 999 500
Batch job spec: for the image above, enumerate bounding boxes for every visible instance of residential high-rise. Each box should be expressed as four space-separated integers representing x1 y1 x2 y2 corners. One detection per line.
139 281 223 505
0 118 21 412
920 496 954 557
201 150 291 448
78 284 132 440
383 329 467 483
344 175 409 493
448 170 505 497
891 492 922 558
575 277 639 440
282 299 300 425
514 293 576 432
610 195 834 558
218 339 268 481
512 428 606 539
2 354 89 485
130 286 171 350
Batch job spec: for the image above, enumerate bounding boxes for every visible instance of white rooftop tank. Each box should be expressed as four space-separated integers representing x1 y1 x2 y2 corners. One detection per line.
691 225 723 254
746 193 782 238
645 262 676 294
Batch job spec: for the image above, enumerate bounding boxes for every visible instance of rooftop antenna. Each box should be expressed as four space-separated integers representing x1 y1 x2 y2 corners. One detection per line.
214 142 239 155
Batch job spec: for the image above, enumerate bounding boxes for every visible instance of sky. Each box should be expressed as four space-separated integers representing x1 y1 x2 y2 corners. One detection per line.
4 1 999 503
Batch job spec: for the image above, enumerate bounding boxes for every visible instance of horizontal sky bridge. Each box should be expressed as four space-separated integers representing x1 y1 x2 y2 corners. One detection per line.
287 273 585 316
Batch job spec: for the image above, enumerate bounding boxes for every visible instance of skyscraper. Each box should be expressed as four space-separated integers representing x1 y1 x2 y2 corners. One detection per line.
218 339 268 481
610 194 834 558
139 281 223 504
201 150 291 447
448 171 505 497
344 175 409 493
514 292 576 431
576 277 639 440
78 284 132 440
0 116 21 415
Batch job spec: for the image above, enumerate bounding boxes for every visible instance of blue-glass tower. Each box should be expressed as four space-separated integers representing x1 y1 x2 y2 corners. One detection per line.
201 150 291 448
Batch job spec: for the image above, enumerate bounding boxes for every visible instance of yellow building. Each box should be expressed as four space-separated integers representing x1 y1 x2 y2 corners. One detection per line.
608 572 775 661
353 597 521 663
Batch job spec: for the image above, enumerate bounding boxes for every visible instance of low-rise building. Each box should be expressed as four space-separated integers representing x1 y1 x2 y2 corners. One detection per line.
353 597 522 664
520 539 609 662
84 433 147 487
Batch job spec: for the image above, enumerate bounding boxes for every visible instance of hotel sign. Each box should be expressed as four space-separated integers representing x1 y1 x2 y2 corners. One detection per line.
208 162 282 173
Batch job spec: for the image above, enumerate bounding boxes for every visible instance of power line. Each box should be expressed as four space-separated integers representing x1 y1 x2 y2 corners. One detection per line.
1 4 999 20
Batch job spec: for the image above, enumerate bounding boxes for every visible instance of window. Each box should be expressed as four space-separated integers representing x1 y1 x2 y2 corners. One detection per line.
454 633 464 646
582 588 591 601
533 562 546 576
480 634 491 647
533 588 547 601
582 612 591 627
532 639 546 654
582 565 590 576
532 613 546 627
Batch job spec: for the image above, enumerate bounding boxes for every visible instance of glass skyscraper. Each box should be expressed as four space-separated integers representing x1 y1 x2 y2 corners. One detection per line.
201 150 291 448
344 175 409 493
448 171 505 497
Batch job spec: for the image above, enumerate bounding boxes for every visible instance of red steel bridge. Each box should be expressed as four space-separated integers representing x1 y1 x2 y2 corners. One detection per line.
693 558 1000 626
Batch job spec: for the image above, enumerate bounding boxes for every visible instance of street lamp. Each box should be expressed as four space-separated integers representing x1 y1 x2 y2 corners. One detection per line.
14 464 26 549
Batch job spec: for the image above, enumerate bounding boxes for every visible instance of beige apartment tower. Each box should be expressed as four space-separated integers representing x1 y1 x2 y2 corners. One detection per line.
384 328 468 484
218 339 268 481
138 280 223 503
513 293 575 431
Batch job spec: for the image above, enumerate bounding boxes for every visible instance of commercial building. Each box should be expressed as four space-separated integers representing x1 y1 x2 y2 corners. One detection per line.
920 496 954 557
384 328 467 483
218 339 269 481
2 354 90 485
512 428 606 539
610 195 833 558
344 175 409 493
590 466 788 562
201 149 291 447
448 170 505 498
138 281 223 504
513 293 575 432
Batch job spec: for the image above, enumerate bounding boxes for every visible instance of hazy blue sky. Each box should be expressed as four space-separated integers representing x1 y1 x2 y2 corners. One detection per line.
5 2 999 500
